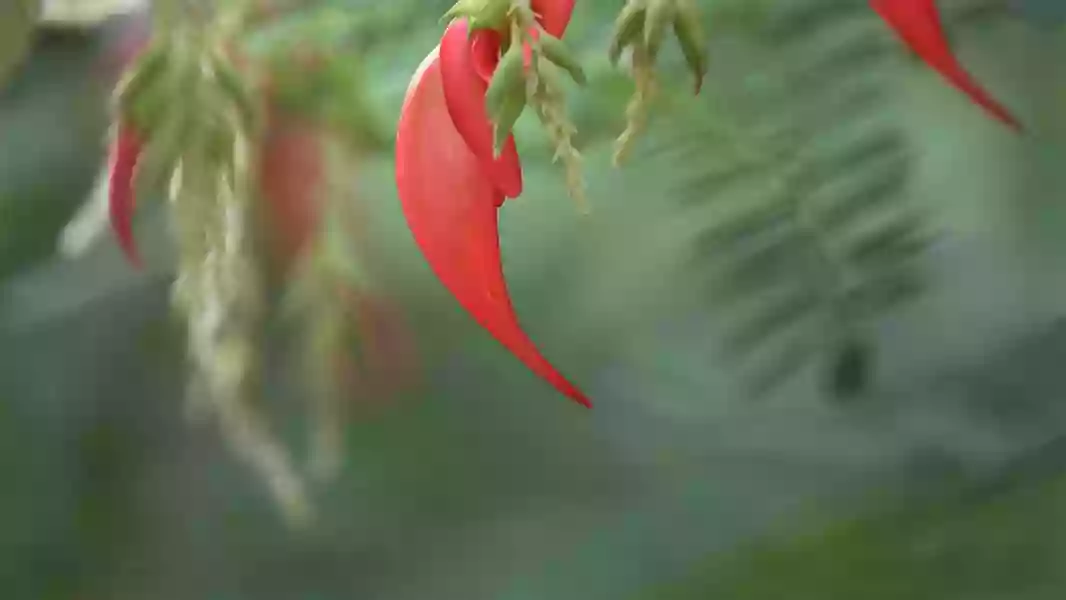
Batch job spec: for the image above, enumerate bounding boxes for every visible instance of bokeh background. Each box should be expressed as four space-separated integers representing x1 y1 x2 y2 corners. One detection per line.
3 0 1066 598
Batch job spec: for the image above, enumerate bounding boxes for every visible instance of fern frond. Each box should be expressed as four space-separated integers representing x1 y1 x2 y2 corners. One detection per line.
658 0 946 400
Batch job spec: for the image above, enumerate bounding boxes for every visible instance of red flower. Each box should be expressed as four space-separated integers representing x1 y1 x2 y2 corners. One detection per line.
870 0 1021 130
395 0 590 407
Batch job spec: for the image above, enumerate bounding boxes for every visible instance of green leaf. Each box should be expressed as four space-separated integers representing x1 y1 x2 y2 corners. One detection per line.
653 0 935 398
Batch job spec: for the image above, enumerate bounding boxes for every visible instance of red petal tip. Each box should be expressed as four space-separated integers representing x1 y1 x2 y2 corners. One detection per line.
870 0 1021 130
108 126 143 267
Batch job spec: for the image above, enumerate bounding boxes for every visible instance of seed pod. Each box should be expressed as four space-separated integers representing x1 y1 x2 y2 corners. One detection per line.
538 32 586 85
609 2 646 65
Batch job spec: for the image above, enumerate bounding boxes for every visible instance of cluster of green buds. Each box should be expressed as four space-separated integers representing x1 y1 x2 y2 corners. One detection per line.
609 0 707 165
485 15 587 156
102 0 423 527
438 0 707 209
445 0 590 209
112 4 315 526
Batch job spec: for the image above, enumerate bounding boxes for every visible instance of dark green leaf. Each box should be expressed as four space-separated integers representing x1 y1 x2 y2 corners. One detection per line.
724 288 821 355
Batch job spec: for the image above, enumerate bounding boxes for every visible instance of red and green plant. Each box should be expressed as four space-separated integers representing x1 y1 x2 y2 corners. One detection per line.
45 0 1022 521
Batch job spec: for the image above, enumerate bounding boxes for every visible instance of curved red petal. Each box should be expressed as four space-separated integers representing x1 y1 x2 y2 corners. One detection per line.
870 0 1021 130
531 0 576 37
395 48 590 407
470 30 500 83
439 20 524 199
108 124 143 267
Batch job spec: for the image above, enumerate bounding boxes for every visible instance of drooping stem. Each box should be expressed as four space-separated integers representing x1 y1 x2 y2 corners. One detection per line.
118 0 321 526
613 44 656 167
169 114 311 527
531 71 586 212
510 12 587 211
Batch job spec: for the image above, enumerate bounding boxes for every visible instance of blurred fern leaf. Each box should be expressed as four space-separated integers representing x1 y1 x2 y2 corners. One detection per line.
659 0 938 400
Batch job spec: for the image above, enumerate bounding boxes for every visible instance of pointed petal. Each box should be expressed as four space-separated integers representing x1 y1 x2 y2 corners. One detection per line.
531 0 576 37
870 0 1021 130
396 48 590 407
108 124 143 267
440 20 524 199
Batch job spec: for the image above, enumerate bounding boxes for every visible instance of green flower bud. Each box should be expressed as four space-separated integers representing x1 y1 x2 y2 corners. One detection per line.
539 32 586 85
484 39 526 124
673 0 707 93
442 0 512 33
643 0 672 62
608 2 646 66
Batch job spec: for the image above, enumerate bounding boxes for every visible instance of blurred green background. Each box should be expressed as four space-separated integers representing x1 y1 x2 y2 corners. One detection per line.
3 0 1066 598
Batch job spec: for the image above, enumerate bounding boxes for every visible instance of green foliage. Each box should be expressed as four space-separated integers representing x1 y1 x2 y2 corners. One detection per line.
239 2 430 151
637 474 1066 599
0 0 38 90
0 31 108 282
656 0 934 399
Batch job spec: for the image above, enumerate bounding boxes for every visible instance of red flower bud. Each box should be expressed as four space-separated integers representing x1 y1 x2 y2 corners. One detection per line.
870 0 1021 130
